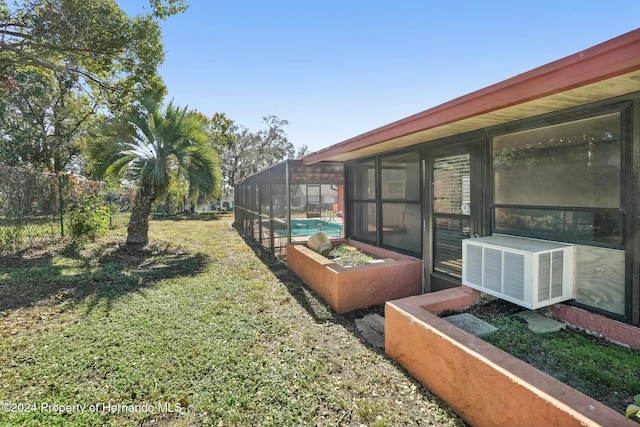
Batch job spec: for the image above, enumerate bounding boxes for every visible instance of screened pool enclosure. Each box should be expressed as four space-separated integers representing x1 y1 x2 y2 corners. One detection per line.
234 160 344 257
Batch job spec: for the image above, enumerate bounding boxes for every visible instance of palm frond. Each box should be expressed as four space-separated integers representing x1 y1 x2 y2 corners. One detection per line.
94 95 221 203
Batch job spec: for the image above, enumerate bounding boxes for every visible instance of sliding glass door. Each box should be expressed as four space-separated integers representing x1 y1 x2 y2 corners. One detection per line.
426 143 480 292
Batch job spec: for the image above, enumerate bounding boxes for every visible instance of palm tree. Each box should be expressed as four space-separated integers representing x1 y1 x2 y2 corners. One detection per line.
95 96 221 247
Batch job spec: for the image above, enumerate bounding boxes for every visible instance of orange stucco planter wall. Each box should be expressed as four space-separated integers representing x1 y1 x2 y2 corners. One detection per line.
286 240 422 314
385 290 636 427
551 304 640 349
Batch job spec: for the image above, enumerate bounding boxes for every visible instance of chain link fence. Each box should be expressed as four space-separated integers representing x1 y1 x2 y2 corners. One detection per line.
0 164 133 254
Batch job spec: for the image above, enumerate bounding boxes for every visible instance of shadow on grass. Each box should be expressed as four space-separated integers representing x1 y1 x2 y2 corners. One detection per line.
230 224 469 424
232 224 384 329
0 241 209 315
152 212 232 222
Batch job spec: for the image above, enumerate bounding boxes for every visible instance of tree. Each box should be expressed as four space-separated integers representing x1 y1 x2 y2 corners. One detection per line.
0 0 186 99
0 0 186 172
214 115 309 195
207 112 236 148
92 95 221 247
0 68 96 172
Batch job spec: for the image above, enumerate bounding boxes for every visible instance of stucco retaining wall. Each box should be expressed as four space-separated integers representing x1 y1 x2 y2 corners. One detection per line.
385 290 636 427
551 304 640 349
286 240 422 314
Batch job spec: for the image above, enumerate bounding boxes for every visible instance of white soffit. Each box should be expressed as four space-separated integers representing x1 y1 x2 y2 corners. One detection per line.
322 70 640 162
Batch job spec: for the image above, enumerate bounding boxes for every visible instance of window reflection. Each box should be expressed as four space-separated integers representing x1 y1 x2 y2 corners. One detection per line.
380 153 422 254
354 202 376 242
492 112 623 245
381 153 420 200
355 159 376 200
494 208 623 245
493 113 621 208
382 203 422 253
433 154 470 215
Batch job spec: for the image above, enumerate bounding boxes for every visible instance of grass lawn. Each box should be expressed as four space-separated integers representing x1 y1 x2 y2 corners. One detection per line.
0 213 464 427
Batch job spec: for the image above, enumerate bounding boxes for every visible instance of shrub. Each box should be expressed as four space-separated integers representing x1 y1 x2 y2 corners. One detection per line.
67 195 111 241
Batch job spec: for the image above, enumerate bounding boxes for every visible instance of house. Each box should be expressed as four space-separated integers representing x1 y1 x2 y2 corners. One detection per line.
300 28 640 329
236 29 640 330
234 28 640 425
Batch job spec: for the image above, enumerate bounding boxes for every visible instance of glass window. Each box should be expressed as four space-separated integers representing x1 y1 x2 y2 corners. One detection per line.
353 202 376 242
493 113 621 208
494 207 623 245
351 153 422 254
433 217 471 278
355 159 376 200
433 154 470 215
492 112 623 246
381 153 420 200
382 203 421 253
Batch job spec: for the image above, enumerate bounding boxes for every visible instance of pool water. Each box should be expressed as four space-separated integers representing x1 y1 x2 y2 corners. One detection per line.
275 219 342 237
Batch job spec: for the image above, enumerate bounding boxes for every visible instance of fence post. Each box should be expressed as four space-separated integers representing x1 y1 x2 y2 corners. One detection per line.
58 174 65 237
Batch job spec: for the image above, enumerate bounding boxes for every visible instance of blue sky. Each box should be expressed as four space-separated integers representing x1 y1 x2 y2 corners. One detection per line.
120 1 640 153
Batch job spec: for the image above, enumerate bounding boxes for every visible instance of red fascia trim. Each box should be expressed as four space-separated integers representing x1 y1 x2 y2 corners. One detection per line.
304 28 640 165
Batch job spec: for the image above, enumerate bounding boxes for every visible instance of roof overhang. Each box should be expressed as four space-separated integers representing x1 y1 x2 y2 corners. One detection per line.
303 29 640 165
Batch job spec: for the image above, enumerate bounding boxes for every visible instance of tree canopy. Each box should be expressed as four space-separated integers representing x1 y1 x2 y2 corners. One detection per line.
212 114 309 196
0 0 309 226
0 68 96 172
0 0 186 101
0 0 187 173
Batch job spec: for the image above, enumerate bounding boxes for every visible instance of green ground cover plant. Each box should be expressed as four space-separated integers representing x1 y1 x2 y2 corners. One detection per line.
0 213 464 427
464 299 640 417
327 244 379 267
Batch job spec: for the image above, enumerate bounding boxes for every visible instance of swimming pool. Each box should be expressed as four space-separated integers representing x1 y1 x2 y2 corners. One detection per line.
275 219 342 237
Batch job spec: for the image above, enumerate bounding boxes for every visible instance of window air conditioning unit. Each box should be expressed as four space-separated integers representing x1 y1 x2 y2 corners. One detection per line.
462 235 575 310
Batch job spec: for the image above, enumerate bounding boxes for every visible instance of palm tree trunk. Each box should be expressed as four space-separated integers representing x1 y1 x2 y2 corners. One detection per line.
125 184 155 248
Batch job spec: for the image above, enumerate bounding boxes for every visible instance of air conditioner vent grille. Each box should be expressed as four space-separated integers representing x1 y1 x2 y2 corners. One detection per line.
503 252 525 300
467 245 483 285
551 251 564 299
484 248 502 292
538 253 551 302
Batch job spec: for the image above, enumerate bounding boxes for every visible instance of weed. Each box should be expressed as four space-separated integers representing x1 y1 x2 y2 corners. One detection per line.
627 395 640 419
